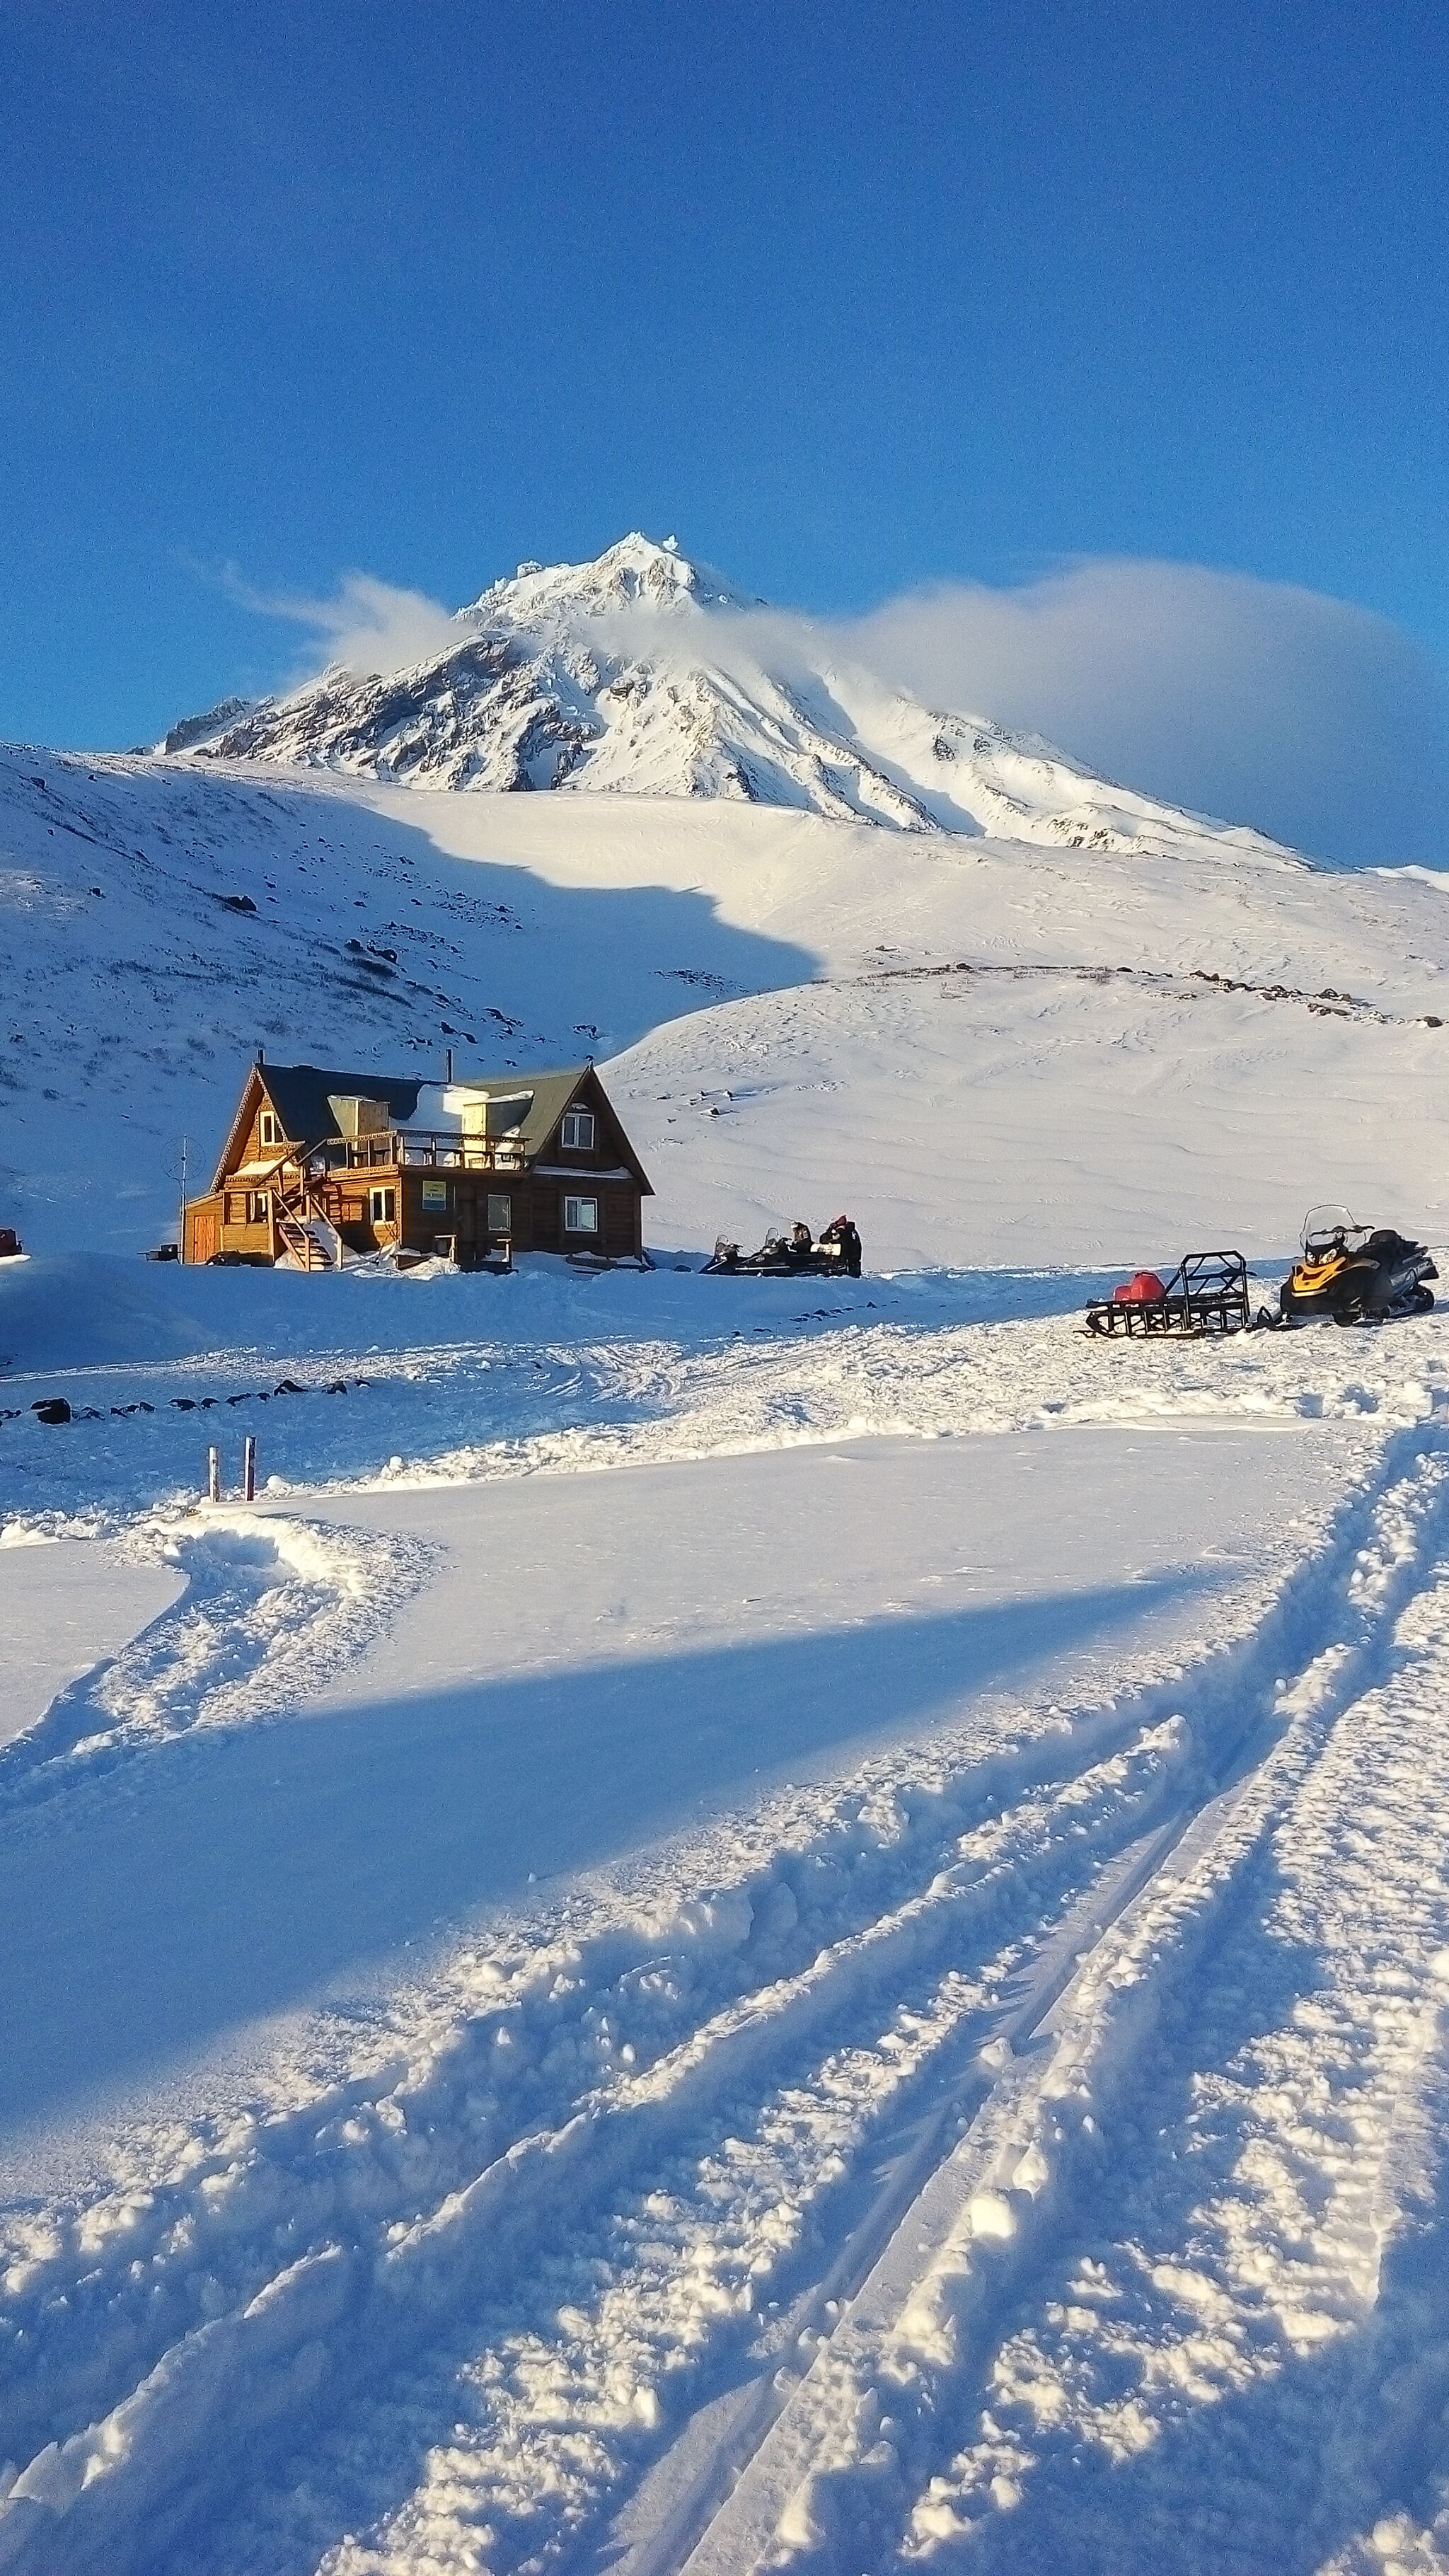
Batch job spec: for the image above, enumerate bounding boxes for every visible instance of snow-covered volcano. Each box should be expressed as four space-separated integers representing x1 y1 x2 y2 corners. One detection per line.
167 534 1295 867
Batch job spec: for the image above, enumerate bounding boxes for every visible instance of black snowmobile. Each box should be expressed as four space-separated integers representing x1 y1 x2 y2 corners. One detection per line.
1279 1205 1437 1325
704 1215 862 1278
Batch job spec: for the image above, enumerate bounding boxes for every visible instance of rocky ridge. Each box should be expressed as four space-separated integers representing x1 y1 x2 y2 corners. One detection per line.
163 533 1302 866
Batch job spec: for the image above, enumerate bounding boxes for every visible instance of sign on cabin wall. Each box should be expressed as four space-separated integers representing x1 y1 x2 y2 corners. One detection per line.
421 1179 449 1212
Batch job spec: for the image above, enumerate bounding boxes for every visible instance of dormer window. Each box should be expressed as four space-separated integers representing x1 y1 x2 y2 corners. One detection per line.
560 1109 595 1152
259 1111 280 1148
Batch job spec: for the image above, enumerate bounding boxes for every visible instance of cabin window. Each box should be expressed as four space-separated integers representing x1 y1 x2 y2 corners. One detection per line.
564 1194 599 1235
369 1186 396 1224
245 1191 270 1225
259 1111 280 1148
486 1193 512 1235
560 1109 595 1152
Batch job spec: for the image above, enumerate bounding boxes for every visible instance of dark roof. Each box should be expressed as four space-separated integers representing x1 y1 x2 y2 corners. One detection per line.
213 1059 650 1194
258 1063 426 1143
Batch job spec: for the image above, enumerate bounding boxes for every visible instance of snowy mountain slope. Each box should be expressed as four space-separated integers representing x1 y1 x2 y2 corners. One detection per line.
611 966 1449 1271
164 534 1298 867
3 743 1448 1262
0 749 813 1252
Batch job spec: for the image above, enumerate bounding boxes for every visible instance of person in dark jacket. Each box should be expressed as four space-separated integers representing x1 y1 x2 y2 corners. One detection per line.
789 1220 814 1261
821 1214 862 1276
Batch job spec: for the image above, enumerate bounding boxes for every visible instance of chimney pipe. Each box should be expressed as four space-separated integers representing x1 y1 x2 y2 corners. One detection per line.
446 1046 454 1083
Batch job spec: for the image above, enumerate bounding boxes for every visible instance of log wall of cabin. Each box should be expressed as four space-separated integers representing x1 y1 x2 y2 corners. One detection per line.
187 1068 649 1266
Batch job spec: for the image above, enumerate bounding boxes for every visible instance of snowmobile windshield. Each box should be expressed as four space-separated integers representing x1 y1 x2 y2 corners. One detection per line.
1300 1203 1368 1257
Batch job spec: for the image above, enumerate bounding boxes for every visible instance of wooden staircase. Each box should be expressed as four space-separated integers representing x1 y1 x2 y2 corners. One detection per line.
275 1187 343 1271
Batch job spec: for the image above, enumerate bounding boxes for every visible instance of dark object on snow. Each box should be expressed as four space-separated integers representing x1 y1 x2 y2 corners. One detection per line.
144 1242 179 1261
565 1245 648 1271
206 1249 274 1266
215 891 258 913
32 1397 71 1424
819 1215 862 1278
1279 1206 1437 1325
1087 1252 1252 1339
705 1216 863 1278
274 1378 306 1395
0 1227 23 1258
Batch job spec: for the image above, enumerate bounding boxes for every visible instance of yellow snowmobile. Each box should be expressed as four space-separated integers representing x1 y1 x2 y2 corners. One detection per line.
1280 1205 1436 1325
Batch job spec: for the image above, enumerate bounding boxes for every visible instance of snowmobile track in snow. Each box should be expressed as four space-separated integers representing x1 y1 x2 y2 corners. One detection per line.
628 1430 1449 2576
4 1431 1449 2575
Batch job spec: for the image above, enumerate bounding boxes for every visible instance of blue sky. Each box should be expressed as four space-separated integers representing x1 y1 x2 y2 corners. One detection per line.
3 0 1446 844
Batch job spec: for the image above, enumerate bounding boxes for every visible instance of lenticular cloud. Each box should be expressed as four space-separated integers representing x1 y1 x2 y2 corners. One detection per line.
842 558 1449 869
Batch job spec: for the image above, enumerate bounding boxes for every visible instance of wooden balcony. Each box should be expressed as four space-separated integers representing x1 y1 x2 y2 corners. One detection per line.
306 1131 530 1177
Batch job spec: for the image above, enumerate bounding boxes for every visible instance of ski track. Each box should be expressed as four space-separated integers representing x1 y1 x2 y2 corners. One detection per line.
658 1441 1449 2576
5 1409 1449 2573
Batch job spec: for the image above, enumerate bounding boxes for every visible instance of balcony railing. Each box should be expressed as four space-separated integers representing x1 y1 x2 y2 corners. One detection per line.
306 1131 529 1176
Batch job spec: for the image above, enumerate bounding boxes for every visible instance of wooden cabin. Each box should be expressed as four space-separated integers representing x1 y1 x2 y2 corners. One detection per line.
183 1060 653 1269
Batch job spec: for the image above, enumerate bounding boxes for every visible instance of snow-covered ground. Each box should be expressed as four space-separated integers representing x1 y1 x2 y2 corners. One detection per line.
7 537 1449 2568
7 1259 1449 2574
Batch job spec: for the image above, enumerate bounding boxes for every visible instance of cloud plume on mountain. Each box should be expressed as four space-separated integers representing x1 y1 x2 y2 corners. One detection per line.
230 569 472 679
843 560 1449 869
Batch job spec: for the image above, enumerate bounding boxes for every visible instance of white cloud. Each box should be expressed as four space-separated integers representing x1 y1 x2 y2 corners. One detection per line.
838 560 1449 868
228 569 473 679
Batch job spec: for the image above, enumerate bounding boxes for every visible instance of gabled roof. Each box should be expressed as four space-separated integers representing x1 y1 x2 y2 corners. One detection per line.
209 1061 425 1189
211 1059 651 1191
444 1065 653 1191
443 1065 590 1160
260 1063 427 1143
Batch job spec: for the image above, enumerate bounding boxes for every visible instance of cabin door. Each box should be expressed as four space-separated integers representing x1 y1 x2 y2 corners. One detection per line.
191 1212 218 1264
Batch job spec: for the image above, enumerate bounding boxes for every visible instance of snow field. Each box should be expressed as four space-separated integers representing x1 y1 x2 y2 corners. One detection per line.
0 1416 1426 2576
676 1440 1449 2575
8 706 1449 2570
613 966 1449 1271
0 1541 184 1748
7 1272 1449 1548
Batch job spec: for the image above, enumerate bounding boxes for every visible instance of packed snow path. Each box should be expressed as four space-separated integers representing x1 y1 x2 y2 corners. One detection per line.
5 1387 1449 2574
